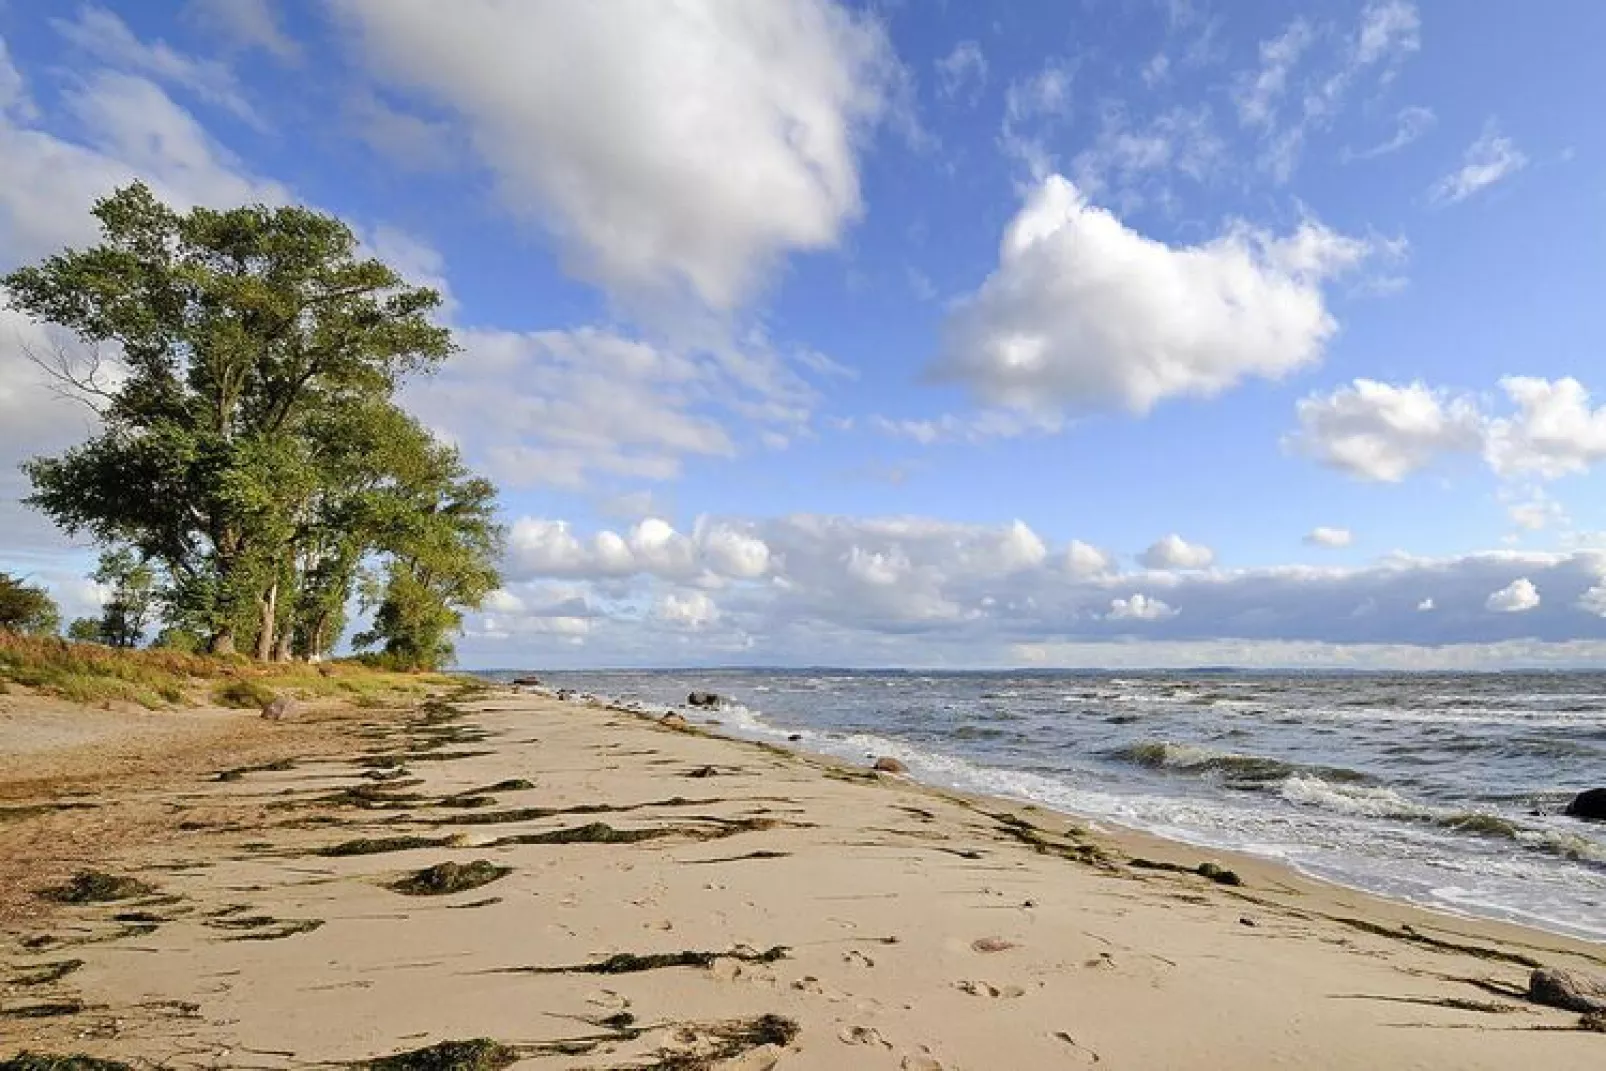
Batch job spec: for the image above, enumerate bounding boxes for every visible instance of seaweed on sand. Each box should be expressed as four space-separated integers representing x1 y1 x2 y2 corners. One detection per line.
389 860 511 896
0 1055 134 1071
507 945 789 975
2 1000 85 1018
351 1038 519 1071
316 834 457 857
38 872 154 904
208 916 325 941
642 1013 799 1070
215 758 296 782
1129 857 1246 885
10 959 84 986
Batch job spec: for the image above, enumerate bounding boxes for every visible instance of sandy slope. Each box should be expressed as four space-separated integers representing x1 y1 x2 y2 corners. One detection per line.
2 685 1603 1069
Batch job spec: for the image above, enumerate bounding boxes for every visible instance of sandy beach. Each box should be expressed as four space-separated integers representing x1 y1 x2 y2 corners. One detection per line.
3 683 1604 1069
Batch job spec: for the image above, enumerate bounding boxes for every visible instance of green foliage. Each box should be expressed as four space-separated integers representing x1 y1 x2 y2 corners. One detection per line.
0 574 60 636
4 183 501 664
66 618 102 644
91 548 156 647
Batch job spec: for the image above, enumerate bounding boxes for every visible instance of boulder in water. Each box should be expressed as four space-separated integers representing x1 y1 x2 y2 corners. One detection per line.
872 756 908 774
1529 967 1606 1013
510 675 543 686
687 691 721 708
1564 788 1606 821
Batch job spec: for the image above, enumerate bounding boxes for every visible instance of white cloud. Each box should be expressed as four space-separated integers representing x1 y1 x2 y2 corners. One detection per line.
1071 104 1225 203
346 91 455 171
1578 585 1606 618
1484 376 1606 479
1430 120 1527 205
53 6 260 126
471 516 1606 667
406 325 819 490
1506 491 1566 532
935 40 987 104
335 0 902 312
1347 105 1434 161
1140 534 1215 570
1355 0 1421 67
1108 593 1177 621
1234 18 1314 129
657 590 721 629
999 56 1075 174
1486 577 1540 613
1286 379 1485 481
697 523 771 579
935 176 1370 415
185 0 301 61
869 410 1063 444
1065 540 1114 578
1304 526 1354 548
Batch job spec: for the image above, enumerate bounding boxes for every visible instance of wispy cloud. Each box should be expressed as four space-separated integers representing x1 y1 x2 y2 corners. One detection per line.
1429 119 1528 205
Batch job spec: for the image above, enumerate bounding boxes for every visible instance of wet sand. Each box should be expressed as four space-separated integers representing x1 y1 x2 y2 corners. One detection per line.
2 684 1604 1068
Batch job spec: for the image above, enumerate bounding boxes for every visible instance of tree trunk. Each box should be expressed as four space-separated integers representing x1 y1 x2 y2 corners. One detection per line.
273 628 293 663
255 581 277 661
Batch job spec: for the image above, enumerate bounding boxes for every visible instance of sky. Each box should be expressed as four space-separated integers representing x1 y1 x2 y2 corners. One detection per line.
3 1 1606 670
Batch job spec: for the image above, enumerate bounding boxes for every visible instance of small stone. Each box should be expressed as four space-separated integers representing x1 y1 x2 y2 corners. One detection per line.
1529 967 1606 1013
788 733 803 742
873 756 908 774
1239 916 1257 927
260 695 294 721
660 713 689 729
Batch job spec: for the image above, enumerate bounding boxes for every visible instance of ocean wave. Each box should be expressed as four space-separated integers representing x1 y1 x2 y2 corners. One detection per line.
1278 774 1437 820
1109 740 1372 786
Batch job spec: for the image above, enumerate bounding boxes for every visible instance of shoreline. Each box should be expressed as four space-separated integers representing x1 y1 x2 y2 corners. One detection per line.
535 681 1606 946
3 684 1604 1068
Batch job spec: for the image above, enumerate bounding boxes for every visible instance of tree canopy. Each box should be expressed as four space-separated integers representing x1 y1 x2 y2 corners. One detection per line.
0 574 60 636
2 184 503 669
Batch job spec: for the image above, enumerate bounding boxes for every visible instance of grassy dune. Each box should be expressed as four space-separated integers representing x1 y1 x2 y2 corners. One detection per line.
0 632 456 711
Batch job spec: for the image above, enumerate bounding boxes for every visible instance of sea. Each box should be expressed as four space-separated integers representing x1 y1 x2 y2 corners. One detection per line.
484 668 1606 943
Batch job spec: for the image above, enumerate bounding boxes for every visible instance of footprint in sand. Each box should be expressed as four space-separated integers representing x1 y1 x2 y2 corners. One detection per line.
955 979 1025 998
900 1048 945 1070
842 948 876 968
839 1024 892 1048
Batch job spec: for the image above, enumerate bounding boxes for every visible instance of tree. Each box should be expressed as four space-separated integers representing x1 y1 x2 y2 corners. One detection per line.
0 574 61 635
67 617 102 644
355 443 502 670
3 183 485 659
92 548 156 647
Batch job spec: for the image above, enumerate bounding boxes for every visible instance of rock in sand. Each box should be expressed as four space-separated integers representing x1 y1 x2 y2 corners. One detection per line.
661 713 689 729
873 756 908 774
1529 967 1606 1013
261 695 294 721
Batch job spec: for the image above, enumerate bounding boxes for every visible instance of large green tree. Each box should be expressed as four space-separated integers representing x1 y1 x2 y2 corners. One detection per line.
0 574 60 635
4 184 502 665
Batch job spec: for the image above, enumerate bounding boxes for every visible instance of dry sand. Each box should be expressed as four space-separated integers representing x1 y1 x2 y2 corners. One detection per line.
2 684 1604 1069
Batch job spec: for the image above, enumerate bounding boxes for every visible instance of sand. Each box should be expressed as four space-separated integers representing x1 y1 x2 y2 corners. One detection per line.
2 683 1604 1069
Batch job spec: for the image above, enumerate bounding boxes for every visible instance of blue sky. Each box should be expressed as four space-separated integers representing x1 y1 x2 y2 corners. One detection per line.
4 1 1606 668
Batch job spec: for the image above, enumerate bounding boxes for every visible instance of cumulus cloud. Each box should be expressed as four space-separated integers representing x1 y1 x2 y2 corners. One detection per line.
469 514 1606 667
1140 534 1215 570
334 0 902 311
1483 376 1606 479
657 590 721 629
934 176 1370 415
1486 577 1539 613
1291 376 1606 487
1286 379 1484 481
1430 120 1527 205
1065 540 1114 578
1108 593 1177 621
1304 526 1353 548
